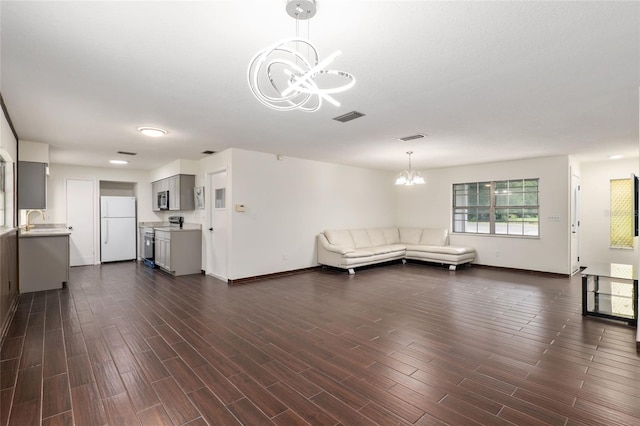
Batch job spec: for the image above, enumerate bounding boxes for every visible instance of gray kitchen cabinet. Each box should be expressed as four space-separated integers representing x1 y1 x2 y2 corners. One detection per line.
153 228 201 276
18 161 47 209
151 181 160 211
154 229 170 270
169 174 195 211
152 174 195 211
19 234 69 292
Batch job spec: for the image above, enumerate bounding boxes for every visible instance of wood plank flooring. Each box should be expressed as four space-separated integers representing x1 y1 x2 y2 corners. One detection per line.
1 261 639 425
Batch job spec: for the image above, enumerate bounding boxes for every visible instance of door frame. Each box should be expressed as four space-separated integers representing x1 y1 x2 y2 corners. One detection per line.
205 169 229 281
570 171 581 275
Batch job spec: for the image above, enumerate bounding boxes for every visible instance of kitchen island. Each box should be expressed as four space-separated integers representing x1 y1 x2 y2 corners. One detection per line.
19 227 71 292
138 221 202 276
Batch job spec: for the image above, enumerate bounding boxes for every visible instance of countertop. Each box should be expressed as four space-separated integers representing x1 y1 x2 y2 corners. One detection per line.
19 227 71 238
139 222 201 232
153 225 201 232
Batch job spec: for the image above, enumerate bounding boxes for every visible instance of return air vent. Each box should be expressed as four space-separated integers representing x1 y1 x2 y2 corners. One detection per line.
397 134 426 142
117 151 137 155
332 111 365 123
201 150 216 155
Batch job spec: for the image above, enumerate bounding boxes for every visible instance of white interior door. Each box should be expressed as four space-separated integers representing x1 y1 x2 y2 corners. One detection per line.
206 171 228 281
66 179 95 266
570 173 581 274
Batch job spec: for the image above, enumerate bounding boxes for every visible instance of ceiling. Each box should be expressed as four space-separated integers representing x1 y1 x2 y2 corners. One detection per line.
1 1 638 172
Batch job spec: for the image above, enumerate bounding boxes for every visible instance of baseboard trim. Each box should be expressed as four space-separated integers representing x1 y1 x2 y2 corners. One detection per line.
228 266 322 286
0 294 20 348
472 263 571 279
227 262 570 285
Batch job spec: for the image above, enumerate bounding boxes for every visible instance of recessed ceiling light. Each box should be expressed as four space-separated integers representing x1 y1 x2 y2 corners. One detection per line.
138 127 167 137
609 154 623 160
110 160 129 165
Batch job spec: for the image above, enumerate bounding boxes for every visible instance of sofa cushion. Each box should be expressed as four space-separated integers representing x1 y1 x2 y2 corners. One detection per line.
350 229 372 248
399 227 423 244
405 245 474 255
367 228 387 247
324 229 355 248
369 244 406 255
419 228 449 246
343 248 375 258
381 227 400 244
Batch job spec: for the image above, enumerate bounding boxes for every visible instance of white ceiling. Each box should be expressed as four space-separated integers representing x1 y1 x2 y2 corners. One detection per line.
1 1 638 171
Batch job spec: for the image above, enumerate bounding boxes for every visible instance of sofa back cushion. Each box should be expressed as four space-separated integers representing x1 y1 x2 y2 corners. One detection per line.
350 229 372 248
366 228 387 247
324 229 355 249
381 227 400 244
399 227 423 244
420 228 449 246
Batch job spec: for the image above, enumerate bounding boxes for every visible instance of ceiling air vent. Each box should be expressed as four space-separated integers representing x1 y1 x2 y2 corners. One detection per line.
117 151 137 155
333 111 365 123
397 134 426 142
201 150 216 155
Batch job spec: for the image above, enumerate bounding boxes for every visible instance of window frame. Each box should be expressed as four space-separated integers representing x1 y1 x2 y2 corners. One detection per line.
609 178 634 249
452 178 540 238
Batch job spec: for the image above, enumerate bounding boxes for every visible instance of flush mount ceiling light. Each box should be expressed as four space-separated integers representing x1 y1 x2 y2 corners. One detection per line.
138 127 167 137
109 160 129 165
395 151 425 186
609 154 624 160
248 0 355 112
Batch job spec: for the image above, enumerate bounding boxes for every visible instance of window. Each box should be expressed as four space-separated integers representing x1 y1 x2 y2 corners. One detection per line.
453 178 539 236
215 188 226 209
610 178 633 248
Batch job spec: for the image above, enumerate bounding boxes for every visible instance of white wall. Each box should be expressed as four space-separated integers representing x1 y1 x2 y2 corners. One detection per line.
149 159 198 182
579 158 639 265
46 164 157 263
18 140 48 163
221 149 397 280
396 155 572 274
47 164 157 223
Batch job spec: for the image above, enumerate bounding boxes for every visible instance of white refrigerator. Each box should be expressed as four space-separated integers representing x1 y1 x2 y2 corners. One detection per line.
100 196 137 262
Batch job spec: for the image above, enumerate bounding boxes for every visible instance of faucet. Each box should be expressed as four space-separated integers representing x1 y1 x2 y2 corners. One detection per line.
26 209 45 231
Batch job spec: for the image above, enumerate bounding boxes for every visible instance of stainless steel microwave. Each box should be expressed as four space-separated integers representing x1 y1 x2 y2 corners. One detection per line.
158 190 169 210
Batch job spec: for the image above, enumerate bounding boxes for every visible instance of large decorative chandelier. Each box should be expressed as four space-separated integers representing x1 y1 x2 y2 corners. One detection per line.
248 0 355 112
395 151 425 186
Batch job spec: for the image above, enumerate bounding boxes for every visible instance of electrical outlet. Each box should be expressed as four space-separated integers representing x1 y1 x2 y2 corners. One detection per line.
495 250 501 257
282 253 287 261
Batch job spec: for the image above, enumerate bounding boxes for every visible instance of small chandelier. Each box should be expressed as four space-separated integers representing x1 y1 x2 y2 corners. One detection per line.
248 0 355 112
395 151 425 186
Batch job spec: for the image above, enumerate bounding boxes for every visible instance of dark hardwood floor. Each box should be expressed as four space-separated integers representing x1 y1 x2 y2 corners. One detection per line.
1 261 639 425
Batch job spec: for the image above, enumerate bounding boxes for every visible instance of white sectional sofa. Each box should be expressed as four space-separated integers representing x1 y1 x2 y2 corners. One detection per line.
317 227 475 274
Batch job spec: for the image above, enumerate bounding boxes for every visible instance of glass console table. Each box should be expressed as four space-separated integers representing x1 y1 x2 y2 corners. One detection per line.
582 262 637 325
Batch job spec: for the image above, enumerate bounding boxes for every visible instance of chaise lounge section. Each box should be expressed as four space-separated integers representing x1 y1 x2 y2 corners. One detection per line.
317 227 475 274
